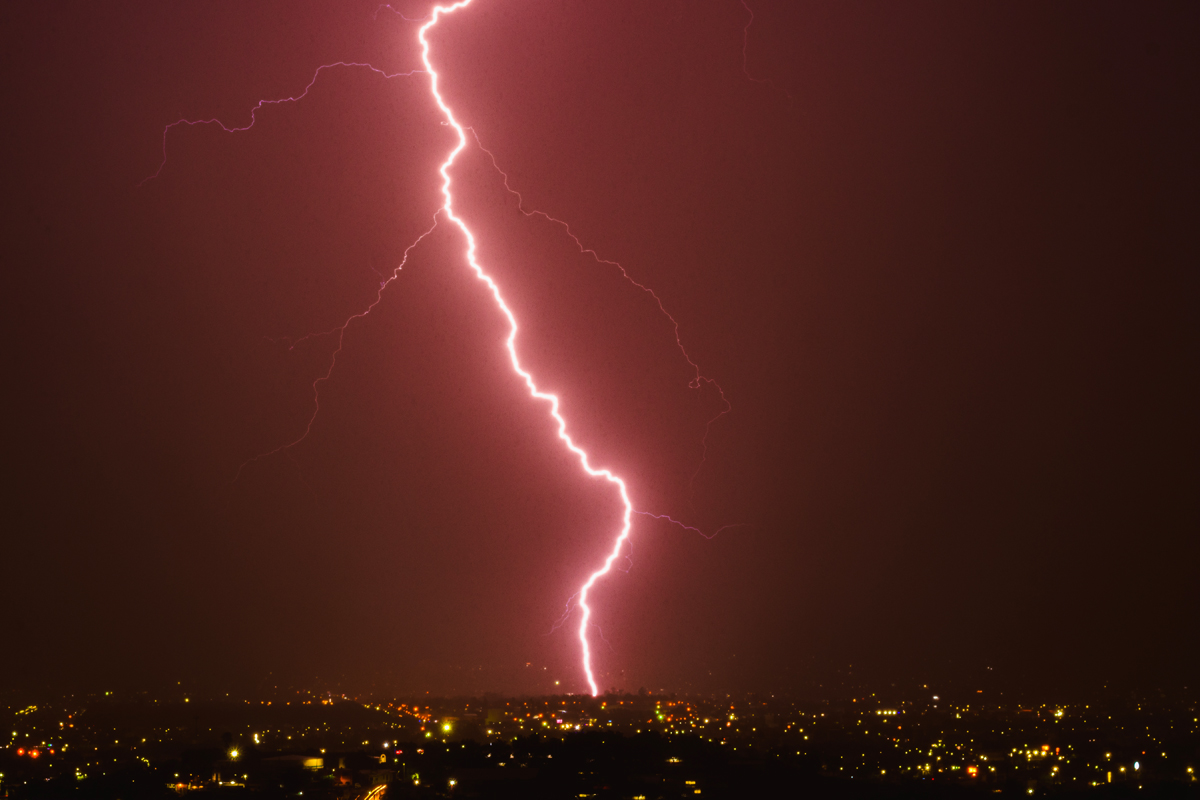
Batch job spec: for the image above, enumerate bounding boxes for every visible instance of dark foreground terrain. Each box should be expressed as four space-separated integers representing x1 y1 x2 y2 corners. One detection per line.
4 690 1197 799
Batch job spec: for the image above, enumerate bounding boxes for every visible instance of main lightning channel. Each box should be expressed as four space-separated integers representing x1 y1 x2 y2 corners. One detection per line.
419 0 628 697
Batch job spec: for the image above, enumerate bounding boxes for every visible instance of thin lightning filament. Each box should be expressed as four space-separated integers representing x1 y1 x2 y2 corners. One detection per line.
420 0 628 697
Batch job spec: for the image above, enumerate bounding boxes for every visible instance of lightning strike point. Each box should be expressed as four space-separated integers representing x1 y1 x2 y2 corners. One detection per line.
419 0 633 697
152 0 740 698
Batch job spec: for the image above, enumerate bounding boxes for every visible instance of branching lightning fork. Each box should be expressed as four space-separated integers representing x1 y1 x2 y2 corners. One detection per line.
145 0 744 696
140 62 423 186
468 129 733 497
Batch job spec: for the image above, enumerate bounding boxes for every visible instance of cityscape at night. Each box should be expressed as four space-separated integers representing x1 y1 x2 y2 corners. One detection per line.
3 687 1198 797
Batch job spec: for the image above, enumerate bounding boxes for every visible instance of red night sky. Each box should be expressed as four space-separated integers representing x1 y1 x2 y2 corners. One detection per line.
3 0 1196 698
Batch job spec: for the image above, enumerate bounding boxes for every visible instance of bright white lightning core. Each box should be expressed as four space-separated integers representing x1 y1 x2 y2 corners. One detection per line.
145 0 736 697
419 0 631 697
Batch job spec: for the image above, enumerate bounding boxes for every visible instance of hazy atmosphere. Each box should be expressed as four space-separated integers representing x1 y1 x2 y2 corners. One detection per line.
4 0 1196 701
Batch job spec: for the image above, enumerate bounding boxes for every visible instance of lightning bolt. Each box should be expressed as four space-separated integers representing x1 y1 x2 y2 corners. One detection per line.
139 62 423 186
634 511 751 541
234 221 440 482
145 0 746 697
467 129 733 499
739 1 793 99
419 0 633 697
739 0 770 85
374 4 430 23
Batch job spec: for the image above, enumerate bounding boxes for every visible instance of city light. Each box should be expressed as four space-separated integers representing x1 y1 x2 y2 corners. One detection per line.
11 690 1193 793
